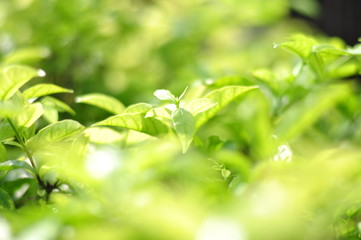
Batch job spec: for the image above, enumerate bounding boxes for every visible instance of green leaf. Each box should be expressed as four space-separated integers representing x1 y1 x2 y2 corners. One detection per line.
124 103 153 113
0 143 6 162
172 108 195 153
85 127 124 144
154 89 177 102
75 93 125 115
0 100 23 118
0 188 14 210
194 86 258 128
0 121 15 141
23 83 73 99
41 96 75 115
0 160 35 173
93 113 169 136
275 83 351 141
185 98 217 115
4 47 50 64
308 52 325 79
15 102 44 128
27 120 85 148
0 65 44 100
145 107 172 119
274 34 317 59
42 108 58 123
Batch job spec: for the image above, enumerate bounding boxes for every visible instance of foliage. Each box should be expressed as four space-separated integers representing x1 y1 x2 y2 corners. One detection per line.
1 32 361 240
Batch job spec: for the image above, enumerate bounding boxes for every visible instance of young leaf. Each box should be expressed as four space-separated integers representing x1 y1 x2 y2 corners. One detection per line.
274 34 317 59
178 86 189 100
185 98 217 115
23 83 73 99
75 93 125 115
93 113 169 136
27 120 85 148
15 102 44 128
154 89 177 102
0 65 44 100
124 103 153 113
0 188 15 210
85 127 124 144
194 86 258 128
172 108 195 153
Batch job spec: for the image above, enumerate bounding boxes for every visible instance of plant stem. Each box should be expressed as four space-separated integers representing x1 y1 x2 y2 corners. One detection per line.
7 118 56 202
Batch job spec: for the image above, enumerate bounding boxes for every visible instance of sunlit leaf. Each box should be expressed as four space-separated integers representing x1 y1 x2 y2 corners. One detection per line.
154 89 177 102
85 127 124 144
124 103 153 113
27 120 85 148
172 108 195 153
23 84 73 99
194 86 258 128
93 113 169 136
0 188 14 210
274 34 317 59
75 93 125 115
0 65 44 100
15 102 44 128
185 98 217 115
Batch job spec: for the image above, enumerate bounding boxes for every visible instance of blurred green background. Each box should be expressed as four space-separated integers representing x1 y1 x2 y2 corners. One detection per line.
0 0 319 122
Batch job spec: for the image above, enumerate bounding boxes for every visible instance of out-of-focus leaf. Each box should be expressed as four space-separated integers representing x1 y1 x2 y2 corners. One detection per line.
0 188 14 210
0 160 34 173
4 47 50 64
27 120 85 148
308 52 325 79
124 103 153 113
41 96 75 115
275 83 351 141
85 127 124 144
15 102 44 128
75 93 125 115
0 143 6 162
172 108 195 153
94 113 169 136
185 98 217 115
154 89 177 102
194 86 258 128
0 65 44 101
274 35 317 59
23 84 73 99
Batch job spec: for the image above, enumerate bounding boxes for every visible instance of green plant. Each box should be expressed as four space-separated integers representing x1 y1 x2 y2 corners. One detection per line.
1 34 361 239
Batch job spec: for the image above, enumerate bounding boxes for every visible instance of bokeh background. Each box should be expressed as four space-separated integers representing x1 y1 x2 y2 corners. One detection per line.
2 1 361 239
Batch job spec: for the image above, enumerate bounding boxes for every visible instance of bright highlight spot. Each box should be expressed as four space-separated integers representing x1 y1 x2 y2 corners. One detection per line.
37 69 46 77
273 144 292 162
196 217 245 240
0 218 12 240
86 147 121 179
